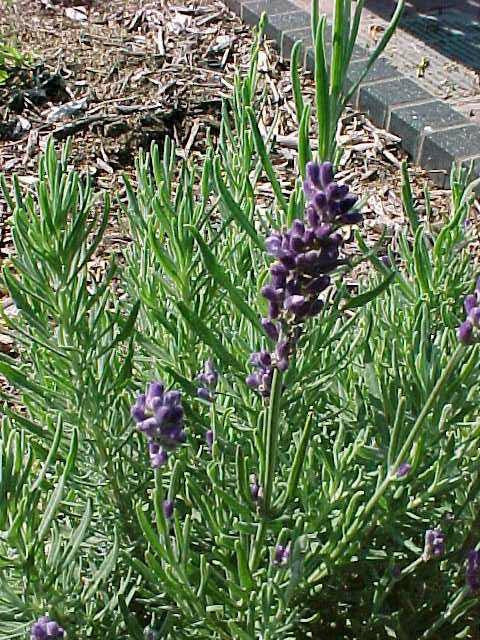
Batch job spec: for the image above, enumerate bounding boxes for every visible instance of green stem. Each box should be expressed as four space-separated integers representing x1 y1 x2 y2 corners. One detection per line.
420 588 470 639
309 344 464 584
262 368 283 516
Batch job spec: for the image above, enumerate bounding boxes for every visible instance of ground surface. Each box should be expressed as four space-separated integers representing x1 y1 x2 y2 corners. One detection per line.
0 0 474 359
293 0 480 122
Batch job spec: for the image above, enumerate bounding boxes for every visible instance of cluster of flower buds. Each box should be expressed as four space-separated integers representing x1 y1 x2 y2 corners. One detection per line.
196 360 219 402
247 162 361 395
458 278 480 344
466 550 480 591
273 544 290 566
31 617 64 639
131 382 186 468
422 528 445 561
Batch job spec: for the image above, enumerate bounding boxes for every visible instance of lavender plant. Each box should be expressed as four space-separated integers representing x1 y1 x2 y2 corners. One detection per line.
1 6 480 640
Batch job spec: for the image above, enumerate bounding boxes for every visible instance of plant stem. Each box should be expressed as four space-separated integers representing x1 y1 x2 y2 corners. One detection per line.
309 344 464 583
420 587 470 639
261 368 283 516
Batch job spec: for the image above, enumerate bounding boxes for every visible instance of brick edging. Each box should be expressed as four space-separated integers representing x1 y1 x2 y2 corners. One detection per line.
224 0 480 189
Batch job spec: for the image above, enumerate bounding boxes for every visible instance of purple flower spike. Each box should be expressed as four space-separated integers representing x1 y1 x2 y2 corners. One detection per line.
422 528 445 561
467 550 480 591
247 161 361 395
396 462 411 478
273 544 290 566
163 499 174 520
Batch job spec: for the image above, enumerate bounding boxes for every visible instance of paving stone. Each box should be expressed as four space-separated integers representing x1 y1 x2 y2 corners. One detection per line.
358 77 433 128
346 57 401 104
304 42 368 72
281 26 312 59
420 124 480 186
242 0 297 25
390 100 468 160
264 10 311 41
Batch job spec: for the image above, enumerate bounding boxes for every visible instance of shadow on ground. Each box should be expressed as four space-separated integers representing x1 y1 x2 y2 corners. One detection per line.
366 0 480 71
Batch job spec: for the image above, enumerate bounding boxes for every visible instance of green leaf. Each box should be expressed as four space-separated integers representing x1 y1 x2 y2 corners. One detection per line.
341 271 395 310
189 226 261 331
83 530 119 602
213 159 264 252
176 300 243 371
118 594 144 640
63 498 92 566
246 108 288 216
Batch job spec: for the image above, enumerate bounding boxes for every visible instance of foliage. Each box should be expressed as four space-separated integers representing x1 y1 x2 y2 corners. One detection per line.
1 1 480 639
0 40 26 85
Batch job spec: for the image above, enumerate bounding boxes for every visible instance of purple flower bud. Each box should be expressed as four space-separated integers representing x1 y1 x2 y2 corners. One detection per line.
138 417 158 439
340 211 362 225
465 294 477 314
163 499 174 520
286 279 301 296
149 441 160 455
284 295 307 315
291 219 305 236
313 191 327 211
265 234 283 256
31 623 48 640
197 387 213 402
206 430 214 449
270 263 288 288
470 307 480 328
150 448 168 468
268 301 280 319
276 340 290 361
279 252 296 270
250 474 261 501
46 622 60 636
290 235 305 253
273 544 290 566
246 373 261 389
458 320 474 344
306 161 321 187
396 462 411 478
31 617 64 640
306 275 330 295
307 205 320 227
423 528 445 561
261 285 281 302
467 550 480 591
319 162 334 188
163 390 181 406
261 319 279 341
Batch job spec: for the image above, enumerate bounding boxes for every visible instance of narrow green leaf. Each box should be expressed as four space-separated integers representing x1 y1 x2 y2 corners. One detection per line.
83 530 119 602
341 271 395 310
